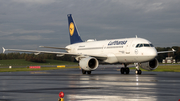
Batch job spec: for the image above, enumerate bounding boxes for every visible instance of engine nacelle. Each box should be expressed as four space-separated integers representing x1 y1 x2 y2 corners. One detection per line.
139 58 159 70
79 57 99 71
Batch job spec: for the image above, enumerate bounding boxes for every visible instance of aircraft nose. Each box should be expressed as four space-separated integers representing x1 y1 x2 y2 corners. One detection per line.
149 48 158 58
142 48 157 61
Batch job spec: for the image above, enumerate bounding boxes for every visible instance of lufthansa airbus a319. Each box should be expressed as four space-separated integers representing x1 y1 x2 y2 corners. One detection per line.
2 14 175 75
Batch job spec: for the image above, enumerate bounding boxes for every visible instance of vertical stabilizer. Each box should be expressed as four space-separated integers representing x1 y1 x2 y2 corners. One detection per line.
67 14 83 44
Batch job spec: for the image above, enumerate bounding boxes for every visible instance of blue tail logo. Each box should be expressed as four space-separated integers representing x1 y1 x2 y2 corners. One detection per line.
67 14 83 44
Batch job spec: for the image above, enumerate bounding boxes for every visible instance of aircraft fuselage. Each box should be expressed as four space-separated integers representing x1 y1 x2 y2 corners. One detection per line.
66 37 157 64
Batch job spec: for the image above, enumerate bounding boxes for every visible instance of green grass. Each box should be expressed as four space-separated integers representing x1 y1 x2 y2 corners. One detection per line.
0 59 79 72
1 59 180 72
0 66 80 72
153 65 180 72
0 59 77 66
130 64 180 72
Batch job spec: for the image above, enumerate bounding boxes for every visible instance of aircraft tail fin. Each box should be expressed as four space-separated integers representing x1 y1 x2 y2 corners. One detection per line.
67 14 83 44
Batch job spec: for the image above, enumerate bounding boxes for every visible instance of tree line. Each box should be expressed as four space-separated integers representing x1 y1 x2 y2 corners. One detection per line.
0 46 180 63
0 53 75 63
156 46 180 63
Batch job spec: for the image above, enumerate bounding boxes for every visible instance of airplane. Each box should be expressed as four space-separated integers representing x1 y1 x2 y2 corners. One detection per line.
2 14 176 75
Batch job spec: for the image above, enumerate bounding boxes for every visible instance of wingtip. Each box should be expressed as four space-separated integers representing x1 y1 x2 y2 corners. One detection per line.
2 47 5 53
172 48 176 52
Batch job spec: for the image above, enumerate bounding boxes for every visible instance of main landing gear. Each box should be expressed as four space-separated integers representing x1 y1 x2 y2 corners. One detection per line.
134 63 142 75
120 64 130 74
82 69 91 74
120 63 142 75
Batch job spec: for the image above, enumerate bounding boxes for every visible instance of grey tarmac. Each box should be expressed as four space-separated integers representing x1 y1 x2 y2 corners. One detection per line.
0 65 180 101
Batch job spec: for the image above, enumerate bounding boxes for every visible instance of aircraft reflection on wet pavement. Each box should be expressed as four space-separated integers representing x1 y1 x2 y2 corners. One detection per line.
0 66 180 101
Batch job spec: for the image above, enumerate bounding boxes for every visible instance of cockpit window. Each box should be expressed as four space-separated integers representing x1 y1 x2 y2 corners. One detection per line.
135 44 139 48
136 43 154 48
139 44 143 47
144 44 150 47
150 44 154 47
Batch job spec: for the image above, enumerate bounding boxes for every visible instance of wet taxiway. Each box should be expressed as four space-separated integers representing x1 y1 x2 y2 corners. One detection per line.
0 66 180 101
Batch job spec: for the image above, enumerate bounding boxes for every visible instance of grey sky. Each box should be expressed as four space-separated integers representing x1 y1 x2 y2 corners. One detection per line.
0 0 180 53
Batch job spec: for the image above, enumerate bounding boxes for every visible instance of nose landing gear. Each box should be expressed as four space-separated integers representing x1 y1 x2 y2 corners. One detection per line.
134 63 142 75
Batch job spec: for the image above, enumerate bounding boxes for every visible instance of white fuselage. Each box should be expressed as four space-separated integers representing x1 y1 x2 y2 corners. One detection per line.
66 38 157 64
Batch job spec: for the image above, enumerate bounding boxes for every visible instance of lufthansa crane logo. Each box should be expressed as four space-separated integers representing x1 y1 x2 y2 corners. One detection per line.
69 22 74 36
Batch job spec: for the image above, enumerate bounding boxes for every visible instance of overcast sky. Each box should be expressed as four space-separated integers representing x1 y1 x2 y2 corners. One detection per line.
0 0 180 53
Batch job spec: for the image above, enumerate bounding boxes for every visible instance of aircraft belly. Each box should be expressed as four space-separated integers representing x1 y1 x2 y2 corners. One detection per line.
116 55 135 63
116 55 156 63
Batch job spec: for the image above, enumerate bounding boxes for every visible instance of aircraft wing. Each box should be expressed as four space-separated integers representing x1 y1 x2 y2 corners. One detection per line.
39 46 69 50
2 47 65 55
2 47 107 60
74 54 107 60
157 48 176 54
89 54 107 60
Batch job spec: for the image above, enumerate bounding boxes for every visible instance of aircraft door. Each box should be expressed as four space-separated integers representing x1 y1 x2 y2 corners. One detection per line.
101 45 106 53
125 40 132 54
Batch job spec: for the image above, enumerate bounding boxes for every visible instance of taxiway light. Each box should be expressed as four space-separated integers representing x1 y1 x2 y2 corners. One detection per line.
59 91 64 98
58 92 64 101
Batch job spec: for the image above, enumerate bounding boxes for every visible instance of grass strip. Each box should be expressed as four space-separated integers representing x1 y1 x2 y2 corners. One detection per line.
0 59 77 67
130 65 180 72
0 66 80 72
1 59 180 72
153 65 180 72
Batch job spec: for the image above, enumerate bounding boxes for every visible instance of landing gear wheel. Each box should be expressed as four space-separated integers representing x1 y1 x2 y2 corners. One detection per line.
125 68 130 74
82 69 86 74
120 68 130 74
87 71 91 74
120 68 125 74
136 70 142 75
82 69 92 75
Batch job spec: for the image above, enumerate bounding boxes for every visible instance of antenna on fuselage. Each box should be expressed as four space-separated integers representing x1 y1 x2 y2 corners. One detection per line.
135 35 138 38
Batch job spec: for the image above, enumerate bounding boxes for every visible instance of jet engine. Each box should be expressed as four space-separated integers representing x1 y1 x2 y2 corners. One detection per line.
139 58 159 70
79 57 99 71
